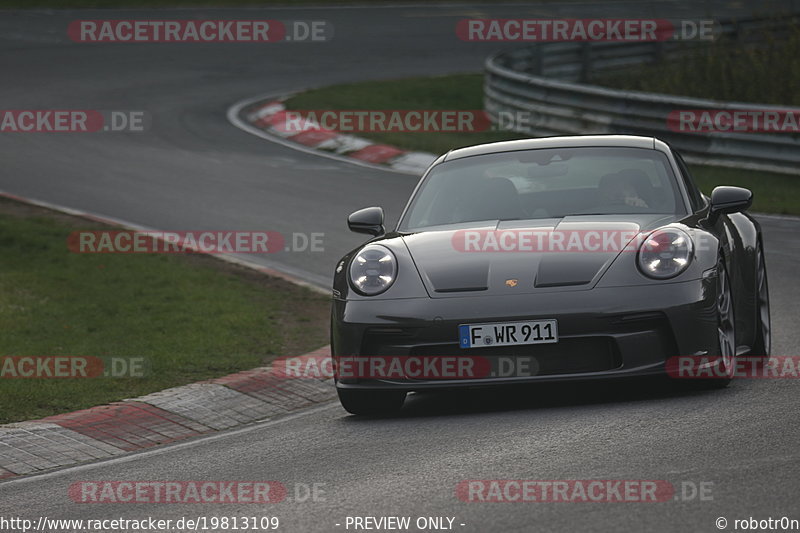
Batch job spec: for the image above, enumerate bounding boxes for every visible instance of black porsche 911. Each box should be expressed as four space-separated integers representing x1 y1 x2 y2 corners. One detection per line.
331 135 770 415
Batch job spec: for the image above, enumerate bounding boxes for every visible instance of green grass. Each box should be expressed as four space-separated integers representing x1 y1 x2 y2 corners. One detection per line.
0 199 329 424
690 165 800 216
591 25 800 106
285 74 800 215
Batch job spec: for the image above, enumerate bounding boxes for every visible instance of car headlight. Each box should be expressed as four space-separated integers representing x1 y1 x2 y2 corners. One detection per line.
637 228 693 279
349 245 397 295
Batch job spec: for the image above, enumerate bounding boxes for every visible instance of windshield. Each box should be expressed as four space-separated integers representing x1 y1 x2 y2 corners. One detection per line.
399 146 683 231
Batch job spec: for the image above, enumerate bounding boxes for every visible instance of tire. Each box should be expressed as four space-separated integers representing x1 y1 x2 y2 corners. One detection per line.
337 389 406 415
750 241 771 358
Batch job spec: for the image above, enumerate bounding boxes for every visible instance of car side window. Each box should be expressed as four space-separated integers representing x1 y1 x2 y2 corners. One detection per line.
674 152 706 212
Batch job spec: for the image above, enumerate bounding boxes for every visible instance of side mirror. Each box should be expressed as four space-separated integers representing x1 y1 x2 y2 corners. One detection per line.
347 206 385 236
708 186 752 223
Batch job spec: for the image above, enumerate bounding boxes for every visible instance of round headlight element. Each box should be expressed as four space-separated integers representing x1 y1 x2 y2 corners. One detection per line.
349 245 397 295
637 228 693 279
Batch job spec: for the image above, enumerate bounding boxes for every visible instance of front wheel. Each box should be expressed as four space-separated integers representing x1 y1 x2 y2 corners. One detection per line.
337 389 406 415
692 258 736 389
751 241 771 358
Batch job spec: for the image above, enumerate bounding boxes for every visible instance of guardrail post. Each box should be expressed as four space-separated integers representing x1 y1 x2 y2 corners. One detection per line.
731 20 741 43
654 41 665 64
529 46 542 76
580 43 592 82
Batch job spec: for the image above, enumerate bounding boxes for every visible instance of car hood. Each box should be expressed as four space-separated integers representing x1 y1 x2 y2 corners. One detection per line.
400 215 675 297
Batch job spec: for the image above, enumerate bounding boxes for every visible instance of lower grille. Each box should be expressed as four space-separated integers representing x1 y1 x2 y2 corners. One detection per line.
408 337 619 376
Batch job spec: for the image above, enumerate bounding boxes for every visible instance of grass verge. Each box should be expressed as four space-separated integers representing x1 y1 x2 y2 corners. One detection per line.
0 197 329 424
690 166 800 216
285 74 800 215
591 26 800 106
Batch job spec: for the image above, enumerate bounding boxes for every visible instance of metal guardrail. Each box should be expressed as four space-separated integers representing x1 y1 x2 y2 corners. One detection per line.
484 17 800 175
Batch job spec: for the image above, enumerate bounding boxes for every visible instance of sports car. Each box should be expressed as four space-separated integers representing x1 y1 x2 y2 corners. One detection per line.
331 135 770 415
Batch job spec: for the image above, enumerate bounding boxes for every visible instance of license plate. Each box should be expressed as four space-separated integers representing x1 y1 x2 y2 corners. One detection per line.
459 320 558 349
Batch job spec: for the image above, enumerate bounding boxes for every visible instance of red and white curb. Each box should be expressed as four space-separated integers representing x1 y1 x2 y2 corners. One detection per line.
0 347 334 479
227 93 437 176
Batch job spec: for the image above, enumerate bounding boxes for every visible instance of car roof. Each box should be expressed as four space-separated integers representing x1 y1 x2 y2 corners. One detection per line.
442 135 663 161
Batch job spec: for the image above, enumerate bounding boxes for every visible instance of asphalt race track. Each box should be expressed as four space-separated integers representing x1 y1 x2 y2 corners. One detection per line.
1 2 800 531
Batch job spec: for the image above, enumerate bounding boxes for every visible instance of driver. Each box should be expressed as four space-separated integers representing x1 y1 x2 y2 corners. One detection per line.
599 172 649 208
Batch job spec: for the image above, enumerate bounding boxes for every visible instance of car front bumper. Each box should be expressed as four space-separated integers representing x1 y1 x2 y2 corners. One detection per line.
332 276 718 391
